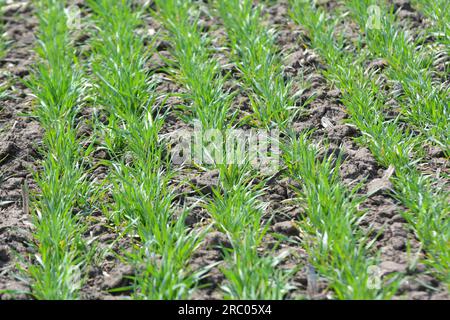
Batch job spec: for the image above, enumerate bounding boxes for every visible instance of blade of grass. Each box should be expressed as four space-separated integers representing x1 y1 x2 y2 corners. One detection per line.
343 0 449 155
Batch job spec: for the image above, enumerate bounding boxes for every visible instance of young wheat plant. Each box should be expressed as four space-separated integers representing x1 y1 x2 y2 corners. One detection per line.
216 0 297 128
155 0 292 299
283 132 398 299
344 0 449 156
411 0 450 48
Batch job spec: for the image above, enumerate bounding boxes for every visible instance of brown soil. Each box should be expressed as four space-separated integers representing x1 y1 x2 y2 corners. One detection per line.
0 0 40 300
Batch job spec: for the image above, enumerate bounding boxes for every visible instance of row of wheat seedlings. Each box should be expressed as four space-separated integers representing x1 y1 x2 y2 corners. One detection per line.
283 133 397 299
0 0 8 99
153 0 234 130
214 0 392 299
411 0 449 80
87 0 203 299
289 0 449 288
154 0 291 299
216 0 296 129
24 0 94 299
343 0 449 155
411 0 449 47
214 0 292 299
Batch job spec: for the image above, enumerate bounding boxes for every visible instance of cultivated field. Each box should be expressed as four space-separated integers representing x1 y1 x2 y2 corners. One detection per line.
0 0 448 300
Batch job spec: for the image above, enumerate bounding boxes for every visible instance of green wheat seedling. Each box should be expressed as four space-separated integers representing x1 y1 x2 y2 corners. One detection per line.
216 0 387 299
215 0 296 129
411 0 450 48
23 0 93 299
153 0 235 130
0 0 6 100
206 162 292 299
289 0 449 288
410 0 449 83
283 132 398 299
87 0 204 299
343 0 449 156
0 0 7 60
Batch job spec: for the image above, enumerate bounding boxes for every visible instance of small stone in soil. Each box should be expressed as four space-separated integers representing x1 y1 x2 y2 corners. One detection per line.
273 221 299 237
